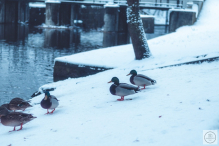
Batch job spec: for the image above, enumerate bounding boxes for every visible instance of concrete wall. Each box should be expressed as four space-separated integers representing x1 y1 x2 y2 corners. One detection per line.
29 7 45 26
103 6 119 32
193 0 203 17
1 24 28 43
118 5 128 33
0 24 4 39
141 16 155 33
80 5 104 30
53 61 112 82
45 2 60 25
0 1 29 24
103 5 130 47
169 11 196 32
5 1 18 23
0 0 5 23
18 2 29 23
59 3 71 26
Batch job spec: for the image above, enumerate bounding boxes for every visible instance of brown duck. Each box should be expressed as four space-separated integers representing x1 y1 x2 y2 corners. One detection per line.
0 106 36 132
8 98 32 112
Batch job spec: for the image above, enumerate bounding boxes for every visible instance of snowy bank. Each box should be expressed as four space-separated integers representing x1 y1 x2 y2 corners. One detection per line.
55 0 219 72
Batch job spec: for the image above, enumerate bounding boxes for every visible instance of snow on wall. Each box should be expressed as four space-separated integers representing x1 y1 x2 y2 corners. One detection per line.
55 44 134 68
29 2 46 8
104 3 119 8
45 0 61 3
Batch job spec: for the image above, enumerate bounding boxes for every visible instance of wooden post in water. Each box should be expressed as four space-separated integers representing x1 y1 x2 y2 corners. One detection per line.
60 3 71 26
0 23 4 40
5 1 18 23
103 4 119 47
117 5 130 45
70 4 75 26
182 0 188 9
177 0 180 7
0 0 5 23
45 1 61 26
70 4 81 26
169 10 196 32
18 1 29 23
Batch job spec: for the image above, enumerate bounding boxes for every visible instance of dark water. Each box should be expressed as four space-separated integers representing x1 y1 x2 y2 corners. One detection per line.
0 24 103 105
0 24 168 105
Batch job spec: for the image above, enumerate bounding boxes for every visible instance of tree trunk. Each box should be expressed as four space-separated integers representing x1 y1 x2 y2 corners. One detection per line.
127 0 151 59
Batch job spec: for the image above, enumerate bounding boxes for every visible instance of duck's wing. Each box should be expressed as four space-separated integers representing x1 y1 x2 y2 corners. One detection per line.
119 83 139 91
10 98 24 104
113 83 139 96
51 95 59 101
137 74 156 83
50 95 59 109
7 112 36 122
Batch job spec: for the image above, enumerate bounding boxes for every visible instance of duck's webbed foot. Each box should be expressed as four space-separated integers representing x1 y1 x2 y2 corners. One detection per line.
50 109 55 114
117 96 124 101
17 123 23 131
141 85 146 90
45 109 50 115
9 127 16 132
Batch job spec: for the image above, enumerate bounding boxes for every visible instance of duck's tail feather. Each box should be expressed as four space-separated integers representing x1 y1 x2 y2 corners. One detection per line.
135 87 141 93
152 80 157 85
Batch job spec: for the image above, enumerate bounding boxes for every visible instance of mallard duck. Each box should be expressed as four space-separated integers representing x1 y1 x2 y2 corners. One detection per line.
40 91 59 114
0 106 36 132
127 70 156 89
8 98 32 112
108 77 140 101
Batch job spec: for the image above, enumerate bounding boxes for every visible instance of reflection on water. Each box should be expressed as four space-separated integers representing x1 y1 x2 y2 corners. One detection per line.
0 24 168 105
0 24 103 105
146 25 169 40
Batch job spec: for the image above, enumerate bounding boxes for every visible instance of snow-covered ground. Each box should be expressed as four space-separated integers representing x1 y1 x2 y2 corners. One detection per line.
56 0 218 69
1 0 219 146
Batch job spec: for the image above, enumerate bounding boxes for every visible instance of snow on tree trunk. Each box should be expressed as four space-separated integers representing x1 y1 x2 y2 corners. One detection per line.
127 0 151 60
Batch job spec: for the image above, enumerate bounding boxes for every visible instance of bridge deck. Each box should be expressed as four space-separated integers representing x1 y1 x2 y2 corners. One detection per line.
8 0 184 9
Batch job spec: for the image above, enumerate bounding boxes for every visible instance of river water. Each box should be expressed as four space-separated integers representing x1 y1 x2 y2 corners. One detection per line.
0 24 168 105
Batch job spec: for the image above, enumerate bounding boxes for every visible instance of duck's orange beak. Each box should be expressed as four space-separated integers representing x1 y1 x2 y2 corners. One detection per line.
126 73 131 76
44 95 48 100
108 81 112 83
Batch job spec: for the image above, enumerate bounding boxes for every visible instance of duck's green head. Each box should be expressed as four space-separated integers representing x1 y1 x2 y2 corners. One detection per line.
44 91 50 100
127 70 137 76
108 77 119 85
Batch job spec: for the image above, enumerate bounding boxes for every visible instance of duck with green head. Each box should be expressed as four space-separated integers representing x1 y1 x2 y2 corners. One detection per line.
40 91 59 114
0 106 36 132
127 70 156 89
108 77 140 101
8 98 32 112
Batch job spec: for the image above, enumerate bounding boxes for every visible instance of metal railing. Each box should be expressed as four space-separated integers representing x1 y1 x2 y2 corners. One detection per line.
114 0 183 8
67 0 190 9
